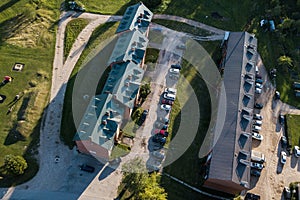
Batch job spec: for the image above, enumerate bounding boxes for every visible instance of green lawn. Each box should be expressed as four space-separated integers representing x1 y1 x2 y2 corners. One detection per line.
286 114 300 147
64 18 89 61
0 0 61 186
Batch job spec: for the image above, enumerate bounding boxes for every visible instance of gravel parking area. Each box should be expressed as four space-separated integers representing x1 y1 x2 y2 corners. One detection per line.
246 55 300 200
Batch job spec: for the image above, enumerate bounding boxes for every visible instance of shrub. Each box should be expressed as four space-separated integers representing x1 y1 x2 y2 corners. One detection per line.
4 155 28 175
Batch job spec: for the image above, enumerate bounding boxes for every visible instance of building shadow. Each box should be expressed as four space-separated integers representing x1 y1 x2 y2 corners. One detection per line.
98 165 117 181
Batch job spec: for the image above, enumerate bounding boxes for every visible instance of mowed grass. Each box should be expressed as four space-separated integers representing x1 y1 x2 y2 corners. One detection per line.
61 22 119 148
64 18 89 61
76 0 136 14
0 0 60 186
286 114 300 147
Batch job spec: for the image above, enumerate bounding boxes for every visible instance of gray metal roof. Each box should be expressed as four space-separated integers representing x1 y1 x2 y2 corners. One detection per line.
208 32 257 189
108 30 148 65
74 94 124 151
116 2 153 34
102 61 144 108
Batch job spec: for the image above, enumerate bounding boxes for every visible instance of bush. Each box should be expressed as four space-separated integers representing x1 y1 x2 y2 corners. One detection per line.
132 107 143 122
4 155 28 175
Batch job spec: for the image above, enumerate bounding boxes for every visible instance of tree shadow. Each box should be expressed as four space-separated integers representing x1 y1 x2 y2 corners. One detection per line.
3 125 26 145
0 0 20 13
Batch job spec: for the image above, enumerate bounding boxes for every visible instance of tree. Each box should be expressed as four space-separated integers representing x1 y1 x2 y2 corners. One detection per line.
4 155 28 175
137 173 167 200
139 83 151 100
277 55 293 70
119 158 167 200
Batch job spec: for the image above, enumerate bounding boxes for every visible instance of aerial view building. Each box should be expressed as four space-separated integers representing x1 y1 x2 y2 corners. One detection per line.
204 32 258 194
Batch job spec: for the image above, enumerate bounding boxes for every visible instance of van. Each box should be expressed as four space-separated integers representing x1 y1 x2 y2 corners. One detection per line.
163 93 176 101
251 150 266 163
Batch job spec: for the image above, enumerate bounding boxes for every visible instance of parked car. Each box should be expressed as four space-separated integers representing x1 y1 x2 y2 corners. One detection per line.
256 74 262 79
163 93 176 101
279 114 285 125
164 87 177 95
152 134 166 145
253 120 262 126
281 151 287 164
252 132 263 141
255 78 263 84
171 64 182 70
250 169 261 177
140 109 148 122
274 91 280 100
161 99 174 105
250 162 264 170
154 121 168 130
161 104 171 111
254 103 263 109
294 146 300 157
253 114 263 120
176 44 186 50
245 193 261 200
147 162 161 172
281 136 288 148
252 125 262 132
154 129 169 137
255 83 263 89
151 151 165 160
255 88 262 94
80 164 95 173
157 117 169 124
169 68 180 74
283 186 291 200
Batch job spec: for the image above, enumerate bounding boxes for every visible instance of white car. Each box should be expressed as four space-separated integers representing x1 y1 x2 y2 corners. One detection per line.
169 68 180 74
163 93 176 101
164 87 177 95
252 132 263 141
255 88 262 94
161 104 171 111
250 162 264 170
294 146 300 158
255 83 263 89
253 120 262 126
253 114 263 120
281 151 287 164
252 125 262 131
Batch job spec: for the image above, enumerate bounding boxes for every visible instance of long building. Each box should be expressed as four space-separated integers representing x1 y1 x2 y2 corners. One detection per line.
74 2 152 160
204 32 258 194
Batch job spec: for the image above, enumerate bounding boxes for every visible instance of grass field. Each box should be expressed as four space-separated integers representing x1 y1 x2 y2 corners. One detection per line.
64 18 89 61
286 114 300 147
0 0 61 186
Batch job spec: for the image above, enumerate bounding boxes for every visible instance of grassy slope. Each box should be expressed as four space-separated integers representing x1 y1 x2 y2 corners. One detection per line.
64 18 89 61
286 114 300 147
0 0 61 186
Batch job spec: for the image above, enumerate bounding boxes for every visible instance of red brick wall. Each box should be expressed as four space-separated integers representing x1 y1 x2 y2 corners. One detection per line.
203 178 246 195
76 140 109 160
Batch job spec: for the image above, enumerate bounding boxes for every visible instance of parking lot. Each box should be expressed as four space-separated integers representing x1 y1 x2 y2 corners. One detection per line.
247 55 300 200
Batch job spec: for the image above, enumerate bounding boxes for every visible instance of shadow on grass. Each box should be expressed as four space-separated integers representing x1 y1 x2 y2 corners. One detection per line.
0 0 20 13
0 14 29 45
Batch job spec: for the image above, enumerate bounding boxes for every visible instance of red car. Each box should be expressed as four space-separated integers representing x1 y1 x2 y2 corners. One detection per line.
154 129 169 137
161 99 174 105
